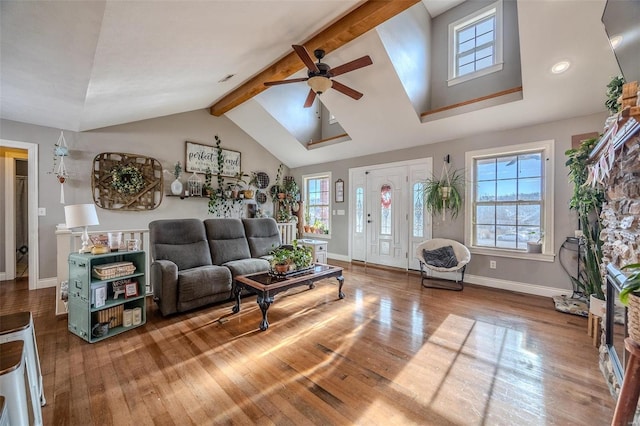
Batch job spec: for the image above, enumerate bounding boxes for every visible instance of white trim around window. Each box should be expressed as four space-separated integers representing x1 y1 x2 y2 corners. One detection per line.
447 0 503 86
464 140 555 262
302 171 332 239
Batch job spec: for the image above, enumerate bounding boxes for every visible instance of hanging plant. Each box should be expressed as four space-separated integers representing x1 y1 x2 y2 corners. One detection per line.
111 164 145 195
422 163 464 221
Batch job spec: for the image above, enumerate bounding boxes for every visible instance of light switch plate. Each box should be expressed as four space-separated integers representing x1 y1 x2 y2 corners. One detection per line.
38 207 46 216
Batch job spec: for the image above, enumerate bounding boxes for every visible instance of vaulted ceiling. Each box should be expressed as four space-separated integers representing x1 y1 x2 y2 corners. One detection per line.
0 0 620 168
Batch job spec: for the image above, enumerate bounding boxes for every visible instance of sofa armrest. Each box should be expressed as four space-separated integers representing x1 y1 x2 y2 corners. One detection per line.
151 259 179 316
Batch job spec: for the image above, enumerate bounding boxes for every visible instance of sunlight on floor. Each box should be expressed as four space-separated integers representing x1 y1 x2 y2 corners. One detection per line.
368 313 546 425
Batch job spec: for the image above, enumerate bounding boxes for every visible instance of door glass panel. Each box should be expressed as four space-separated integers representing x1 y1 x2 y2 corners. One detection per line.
413 183 423 238
356 187 364 233
381 184 392 235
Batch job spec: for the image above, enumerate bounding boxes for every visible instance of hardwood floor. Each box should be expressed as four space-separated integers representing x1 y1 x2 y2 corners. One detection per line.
1 261 614 425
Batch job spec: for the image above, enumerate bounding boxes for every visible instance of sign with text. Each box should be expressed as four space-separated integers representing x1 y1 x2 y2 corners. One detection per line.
185 141 241 177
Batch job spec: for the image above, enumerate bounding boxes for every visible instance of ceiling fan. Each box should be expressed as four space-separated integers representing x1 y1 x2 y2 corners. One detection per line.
264 45 373 108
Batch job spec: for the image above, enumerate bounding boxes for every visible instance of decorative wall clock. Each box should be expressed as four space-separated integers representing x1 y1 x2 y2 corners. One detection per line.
92 152 163 211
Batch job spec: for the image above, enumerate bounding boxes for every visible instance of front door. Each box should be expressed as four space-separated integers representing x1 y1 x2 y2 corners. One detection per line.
366 166 408 268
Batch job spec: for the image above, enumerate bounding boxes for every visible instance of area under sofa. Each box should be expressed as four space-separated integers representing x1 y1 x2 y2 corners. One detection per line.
148 217 283 316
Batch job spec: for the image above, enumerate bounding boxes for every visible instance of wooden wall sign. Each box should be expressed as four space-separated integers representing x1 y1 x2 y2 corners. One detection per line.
185 141 240 177
92 152 163 211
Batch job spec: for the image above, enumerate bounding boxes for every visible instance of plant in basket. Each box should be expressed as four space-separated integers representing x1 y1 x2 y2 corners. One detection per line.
620 264 640 342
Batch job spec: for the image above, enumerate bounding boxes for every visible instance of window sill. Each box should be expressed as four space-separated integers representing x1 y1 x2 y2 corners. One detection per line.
469 246 555 262
447 62 504 87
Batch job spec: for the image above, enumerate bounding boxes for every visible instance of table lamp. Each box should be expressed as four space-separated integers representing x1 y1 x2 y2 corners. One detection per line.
64 203 100 253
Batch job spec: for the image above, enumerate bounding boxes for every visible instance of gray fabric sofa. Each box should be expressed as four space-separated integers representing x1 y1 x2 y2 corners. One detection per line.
149 217 282 316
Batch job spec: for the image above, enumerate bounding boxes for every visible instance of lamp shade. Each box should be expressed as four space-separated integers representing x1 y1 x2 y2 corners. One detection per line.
64 204 99 229
307 76 332 94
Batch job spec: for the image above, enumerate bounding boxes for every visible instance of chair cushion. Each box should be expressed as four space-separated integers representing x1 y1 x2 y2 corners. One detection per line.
223 258 270 278
149 219 213 270
177 265 231 303
204 218 252 265
242 218 282 258
422 246 458 268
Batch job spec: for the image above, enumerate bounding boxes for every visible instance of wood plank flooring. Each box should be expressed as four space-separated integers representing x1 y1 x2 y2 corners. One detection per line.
1 261 614 425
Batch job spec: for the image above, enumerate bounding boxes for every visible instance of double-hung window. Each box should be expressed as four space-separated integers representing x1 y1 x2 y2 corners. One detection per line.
303 172 331 235
448 1 503 86
465 140 554 261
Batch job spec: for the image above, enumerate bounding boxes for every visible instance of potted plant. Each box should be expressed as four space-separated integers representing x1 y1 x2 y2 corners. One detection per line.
605 75 625 115
245 172 258 199
422 165 464 221
270 246 293 273
565 137 606 303
526 230 543 253
269 241 312 274
619 264 640 342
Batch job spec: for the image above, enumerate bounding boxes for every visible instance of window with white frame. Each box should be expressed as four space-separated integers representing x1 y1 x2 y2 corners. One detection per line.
448 1 503 86
465 140 554 260
303 172 331 235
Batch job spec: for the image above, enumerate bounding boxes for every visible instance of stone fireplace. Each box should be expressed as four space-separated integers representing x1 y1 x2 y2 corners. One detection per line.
593 92 640 406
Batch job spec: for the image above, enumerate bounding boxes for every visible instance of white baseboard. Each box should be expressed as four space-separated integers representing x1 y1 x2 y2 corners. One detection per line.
319 258 570 298
37 277 57 289
465 274 570 298
0 272 5 281
328 252 350 262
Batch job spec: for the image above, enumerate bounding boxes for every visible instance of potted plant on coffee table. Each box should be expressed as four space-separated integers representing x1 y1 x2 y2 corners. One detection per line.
270 246 293 274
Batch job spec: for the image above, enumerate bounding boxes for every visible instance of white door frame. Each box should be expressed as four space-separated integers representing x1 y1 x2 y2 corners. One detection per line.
2 139 39 290
348 157 432 267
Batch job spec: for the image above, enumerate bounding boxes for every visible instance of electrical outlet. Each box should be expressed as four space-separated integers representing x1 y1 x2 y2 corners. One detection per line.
38 208 46 216
490 260 496 269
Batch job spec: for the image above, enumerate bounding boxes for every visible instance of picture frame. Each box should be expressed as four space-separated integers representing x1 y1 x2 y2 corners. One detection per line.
125 282 138 298
335 179 344 203
185 141 241 177
126 239 140 251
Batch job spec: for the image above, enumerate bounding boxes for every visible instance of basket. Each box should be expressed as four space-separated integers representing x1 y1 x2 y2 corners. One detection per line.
628 293 640 343
97 304 124 327
92 261 136 280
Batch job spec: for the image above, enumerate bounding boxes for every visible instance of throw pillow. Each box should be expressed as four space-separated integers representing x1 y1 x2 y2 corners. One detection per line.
422 245 458 268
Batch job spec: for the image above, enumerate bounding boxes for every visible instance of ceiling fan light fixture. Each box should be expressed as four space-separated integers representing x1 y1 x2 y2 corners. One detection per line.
308 76 332 94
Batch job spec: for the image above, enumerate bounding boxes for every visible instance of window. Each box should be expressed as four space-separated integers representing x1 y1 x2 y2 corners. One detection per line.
380 184 392 235
465 140 554 261
448 1 503 86
303 172 331 235
355 187 364 233
413 182 424 238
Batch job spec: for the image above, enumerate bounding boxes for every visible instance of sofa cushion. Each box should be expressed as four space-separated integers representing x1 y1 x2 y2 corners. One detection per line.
242 218 282 258
150 219 212 270
177 265 232 303
204 218 252 265
223 258 270 278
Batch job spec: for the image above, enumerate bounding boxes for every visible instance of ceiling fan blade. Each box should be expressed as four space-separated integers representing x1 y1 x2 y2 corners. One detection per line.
331 80 363 100
264 77 309 86
303 89 316 108
292 45 320 73
330 55 373 77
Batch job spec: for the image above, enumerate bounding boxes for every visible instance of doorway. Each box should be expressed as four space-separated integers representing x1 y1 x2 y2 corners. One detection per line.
1 140 38 290
349 158 432 270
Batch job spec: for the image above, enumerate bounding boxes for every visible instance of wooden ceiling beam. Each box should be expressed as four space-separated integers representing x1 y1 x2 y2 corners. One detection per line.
209 0 421 117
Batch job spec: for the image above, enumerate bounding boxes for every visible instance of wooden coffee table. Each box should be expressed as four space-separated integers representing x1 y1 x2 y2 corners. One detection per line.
233 264 345 331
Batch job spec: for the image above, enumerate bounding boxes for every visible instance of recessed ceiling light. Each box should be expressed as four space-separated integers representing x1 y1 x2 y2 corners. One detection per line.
551 61 571 74
610 35 623 49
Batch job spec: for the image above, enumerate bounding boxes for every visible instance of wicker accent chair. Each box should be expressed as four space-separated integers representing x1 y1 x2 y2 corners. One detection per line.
415 238 471 291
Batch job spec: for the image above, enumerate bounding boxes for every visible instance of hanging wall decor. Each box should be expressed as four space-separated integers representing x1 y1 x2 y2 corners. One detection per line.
92 152 163 211
53 130 69 204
